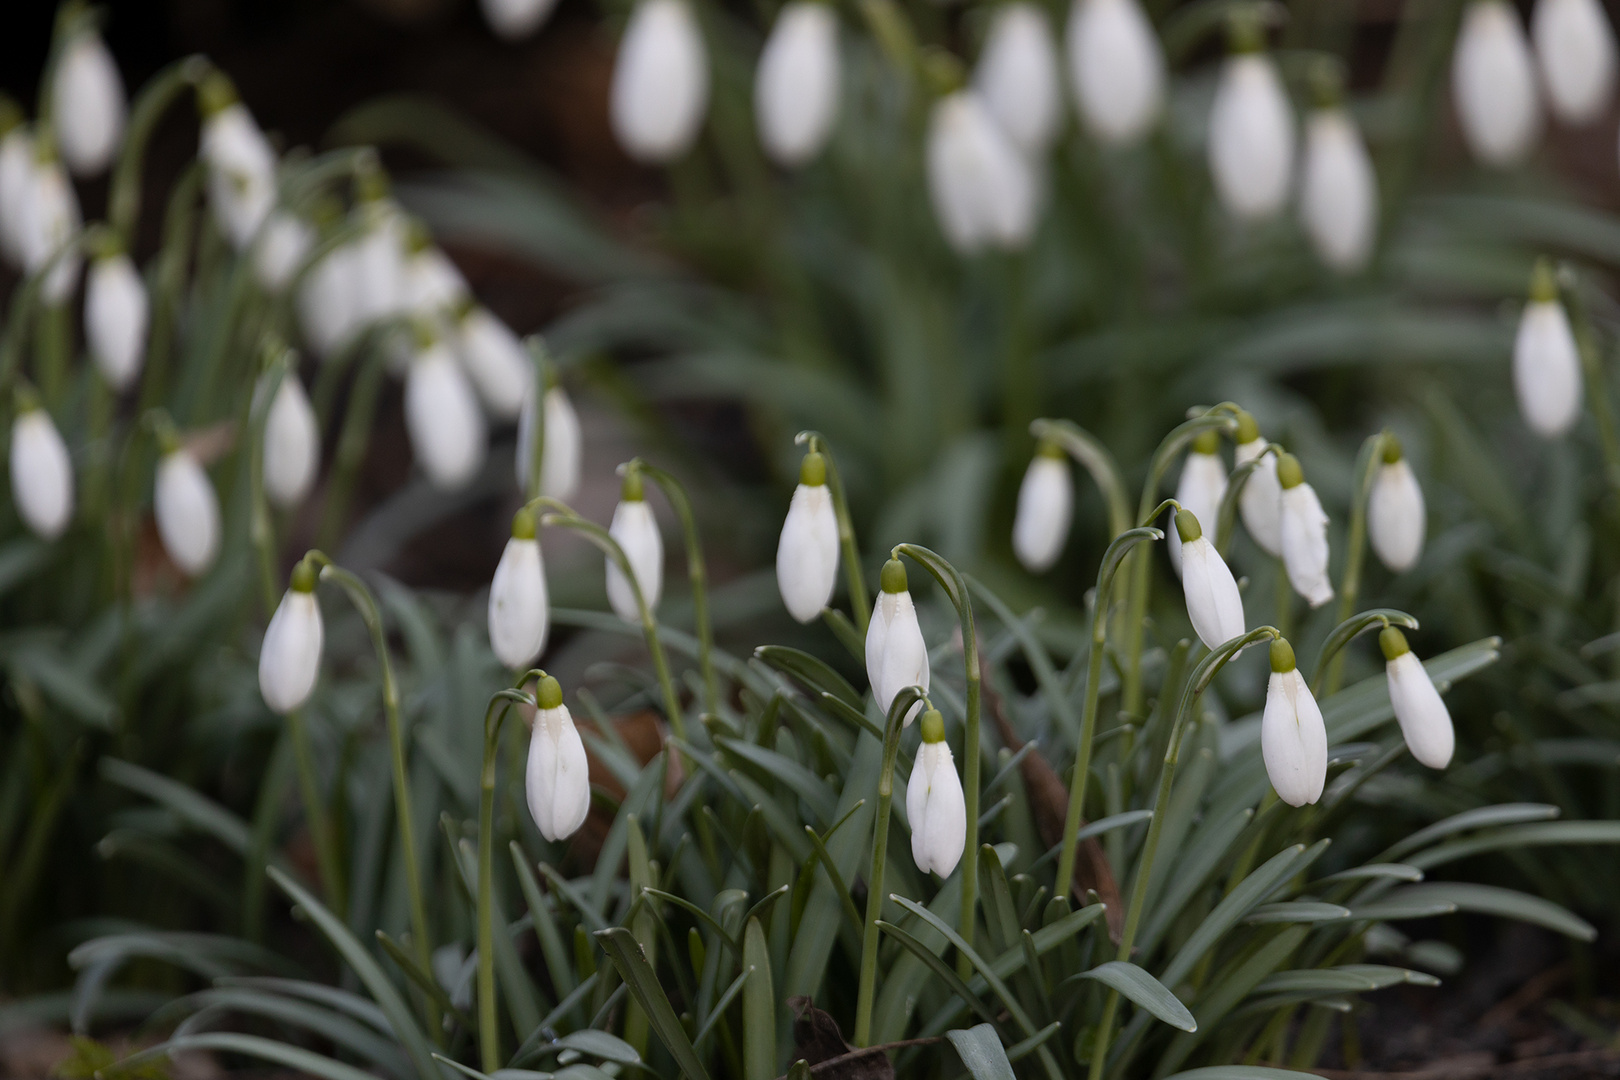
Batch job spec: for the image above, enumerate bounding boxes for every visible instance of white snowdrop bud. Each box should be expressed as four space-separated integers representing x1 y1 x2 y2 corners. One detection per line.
611 0 710 163
1169 429 1227 573
1277 453 1333 608
1208 35 1295 222
456 307 532 421
1367 436 1425 573
52 28 125 178
262 370 320 509
254 211 314 294
606 468 664 622
1299 106 1378 273
1381 628 1455 769
908 709 966 878
1261 639 1327 807
1513 262 1583 437
866 558 930 723
85 249 148 391
927 90 1039 254
1176 510 1245 652
0 111 33 268
1066 0 1165 145
1453 0 1541 166
9 399 74 540
259 558 324 714
155 446 221 577
297 244 359 360
198 76 277 251
1532 0 1616 124
516 381 582 501
526 675 590 842
349 191 408 328
402 230 469 322
1233 412 1282 558
976 3 1063 154
756 1 841 167
405 339 488 489
482 0 562 40
489 508 550 669
21 143 83 305
776 451 840 622
1013 443 1072 573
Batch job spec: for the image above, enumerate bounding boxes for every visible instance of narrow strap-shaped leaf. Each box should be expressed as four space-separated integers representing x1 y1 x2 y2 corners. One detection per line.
118 1032 381 1080
1162 1067 1329 1080
510 843 577 1000
595 927 713 1080
1388 882 1596 940
375 930 475 1032
875 920 1002 1028
743 917 776 1080
643 887 743 958
753 645 862 709
1078 962 1195 1032
1243 902 1352 924
1379 803 1559 862
945 1023 1017 1080
693 967 750 1050
1005 1020 1062 1064
1160 844 1313 987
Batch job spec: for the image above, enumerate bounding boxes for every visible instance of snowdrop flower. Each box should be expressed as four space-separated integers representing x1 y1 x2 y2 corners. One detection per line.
1066 0 1165 144
1532 0 1615 124
405 336 487 489
1261 638 1327 807
20 138 82 305
1208 26 1295 222
197 74 277 251
1169 429 1226 573
401 226 468 323
1299 104 1378 272
1513 260 1582 437
908 708 966 877
10 394 73 540
482 0 561 40
456 306 532 421
85 246 148 391
866 558 929 722
297 241 359 360
155 444 221 577
611 0 710 163
1233 412 1282 558
526 674 590 842
1381 627 1454 769
606 467 664 622
0 108 33 267
1176 509 1245 652
262 370 319 509
348 182 407 328
1277 453 1333 608
1453 0 1541 166
516 378 583 501
259 558 324 714
976 2 1063 154
756 1 841 167
52 25 126 177
489 508 550 668
776 451 840 622
927 89 1039 254
1013 441 1072 573
1367 434 1425 573
254 211 314 294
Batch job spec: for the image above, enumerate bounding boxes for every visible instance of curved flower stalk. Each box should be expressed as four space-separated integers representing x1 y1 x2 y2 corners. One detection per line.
908 708 966 876
866 558 929 722
405 333 488 489
1453 0 1542 166
1028 417 1132 538
1176 508 1246 651
1208 19 1295 222
104 54 209 246
976 2 1063 154
1382 626 1455 768
154 436 222 579
1367 434 1425 573
51 14 126 178
196 71 276 251
756 1 841 167
1262 637 1328 806
777 448 843 624
489 506 550 669
0 106 32 267
261 368 320 510
1514 258 1582 437
1298 79 1378 272
85 241 148 391
926 89 1039 254
482 0 561 40
455 304 531 421
1168 429 1226 574
1012 440 1074 572
1531 0 1616 124
611 0 710 163
1277 452 1334 608
10 388 74 540
1065 0 1165 145
606 464 665 623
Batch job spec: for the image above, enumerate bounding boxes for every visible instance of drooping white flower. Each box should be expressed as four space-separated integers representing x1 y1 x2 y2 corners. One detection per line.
405 340 488 489
482 0 562 40
348 196 408 329
1209 48 1295 222
976 2 1063 154
1169 430 1226 573
611 0 710 163
489 509 550 669
516 382 583 501
1261 639 1327 807
297 244 359 360
1367 437 1425 573
401 235 469 323
1277 453 1333 608
254 211 314 294
908 709 966 878
1532 0 1616 124
1513 263 1582 437
85 250 148 391
1065 0 1165 145
263 370 320 509
0 118 34 267
1381 627 1455 769
198 77 277 250
606 470 664 622
776 451 840 622
10 402 73 540
1299 107 1378 272
259 560 324 714
866 558 929 722
20 144 82 305
526 675 590 842
1013 445 1072 573
927 90 1039 254
1176 510 1245 652
1233 413 1282 558
52 28 126 177
1453 0 1542 166
756 1 841 167
456 307 532 421
155 446 221 577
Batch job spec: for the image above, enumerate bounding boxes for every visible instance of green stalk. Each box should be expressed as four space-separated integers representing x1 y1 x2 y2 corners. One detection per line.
1310 609 1417 696
523 339 549 503
1325 433 1389 694
287 707 345 917
136 161 205 415
797 431 869 632
636 460 719 714
1027 418 1131 538
1561 265 1620 496
35 302 71 415
108 56 210 247
315 347 389 552
248 353 290 613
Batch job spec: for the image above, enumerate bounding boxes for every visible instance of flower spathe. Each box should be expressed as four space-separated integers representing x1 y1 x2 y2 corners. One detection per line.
1169 430 1226 573
756 1 841 167
1277 453 1334 608
1012 445 1072 573
52 29 126 177
976 2 1063 154
908 709 966 878
482 0 562 40
1208 50 1295 222
1452 0 1541 167
405 341 488 489
1367 438 1425 573
489 510 550 669
1261 639 1327 807
611 0 710 163
526 677 590 842
1531 0 1616 125
516 382 583 501
866 559 929 723
10 404 74 540
259 562 324 715
776 452 840 622
1299 107 1379 273
1381 627 1454 769
1233 414 1282 557
926 90 1039 254
155 447 221 577
263 371 320 509
1065 0 1164 145
1513 265 1582 438
606 471 664 622
199 94 277 251
1176 510 1245 652
85 251 148 391
456 306 532 421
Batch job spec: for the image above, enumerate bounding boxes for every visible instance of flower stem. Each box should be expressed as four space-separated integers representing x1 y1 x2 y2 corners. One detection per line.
108 55 210 248
636 461 719 714
1027 418 1131 539
315 346 389 553
523 339 549 503
1561 266 1620 495
287 707 345 917
1325 433 1390 694
797 431 869 633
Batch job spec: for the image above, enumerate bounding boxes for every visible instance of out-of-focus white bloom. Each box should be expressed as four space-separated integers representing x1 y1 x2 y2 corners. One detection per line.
1299 107 1378 272
526 676 590 842
606 471 664 622
297 244 359 360
259 561 324 714
86 250 148 391
1234 414 1282 557
1453 0 1541 166
482 0 562 40
0 119 34 267
1277 453 1333 608
1382 627 1455 769
402 237 468 323
456 307 532 421
611 0 710 163
516 382 582 501
263 370 319 509
1066 0 1164 144
777 452 840 622
1532 0 1616 124
1513 265 1583 437
155 447 221 577
1169 430 1226 573
1261 639 1326 806
1176 510 1245 651
866 558 929 722
198 79 277 250
52 29 125 177
1209 50 1295 221
10 403 73 540
405 340 487 489
756 1 841 167
927 90 1039 254
254 211 314 294
1367 438 1425 573
908 709 965 878
20 145 82 304
489 509 549 668
349 199 408 328
1013 445 1072 573
976 3 1063 153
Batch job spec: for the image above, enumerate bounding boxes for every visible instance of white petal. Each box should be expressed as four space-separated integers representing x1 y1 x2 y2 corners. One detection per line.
20 159 82 304
255 211 315 294
1298 108 1379 272
348 205 407 326
1279 483 1334 608
1234 439 1282 557
756 2 841 166
528 705 591 841
516 385 583 500
1387 652 1454 768
611 0 710 162
927 90 1039 254
1066 0 1164 144
607 499 664 621
1261 669 1327 806
1367 460 1425 573
977 3 1063 153
10 410 74 539
1209 53 1295 221
405 344 488 489
482 0 561 39
155 450 221 577
201 105 277 250
259 590 324 714
1169 450 1227 573
490 537 549 668
1453 0 1542 166
869 590 929 721
263 372 320 509
908 740 966 877
457 308 532 420
86 253 148 391
1513 299 1583 437
1532 0 1615 124
0 129 36 267
1013 455 1073 572
1180 537 1246 651
53 33 126 177
297 246 359 359
776 483 840 622
403 247 468 319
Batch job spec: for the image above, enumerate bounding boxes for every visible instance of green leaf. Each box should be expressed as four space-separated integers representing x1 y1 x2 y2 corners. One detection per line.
876 920 1002 1028
594 927 712 1080
693 967 749 1050
1243 903 1351 924
717 738 839 826
1404 820 1620 871
1381 803 1560 862
117 1033 380 1080
945 1023 1017 1080
753 645 863 709
1160 845 1311 987
1389 883 1595 940
1162 1067 1329 1080
9 645 118 729
549 1030 641 1064
743 917 776 1080
1078 962 1196 1032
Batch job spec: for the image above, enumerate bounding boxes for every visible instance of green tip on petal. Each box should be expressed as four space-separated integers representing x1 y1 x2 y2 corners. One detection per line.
920 708 946 743
536 674 564 710
1270 637 1296 674
1529 257 1558 304
880 557 907 594
512 507 537 540
1276 452 1304 489
290 557 319 594
800 452 827 487
1379 626 1410 661
1192 429 1221 455
1175 508 1202 543
196 70 238 117
1381 432 1403 465
1235 410 1260 445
